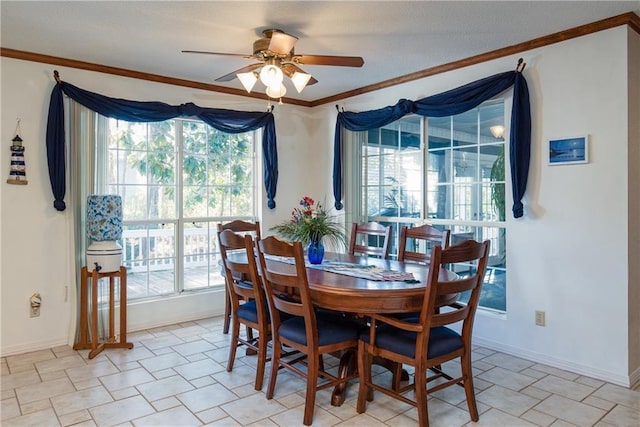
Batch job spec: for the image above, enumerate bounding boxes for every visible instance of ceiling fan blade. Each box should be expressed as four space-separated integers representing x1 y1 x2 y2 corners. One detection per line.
182 50 250 58
215 63 263 82
268 31 298 55
295 54 364 67
281 64 318 86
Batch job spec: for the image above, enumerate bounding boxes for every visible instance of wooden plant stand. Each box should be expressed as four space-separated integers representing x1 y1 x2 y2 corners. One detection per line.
74 266 133 359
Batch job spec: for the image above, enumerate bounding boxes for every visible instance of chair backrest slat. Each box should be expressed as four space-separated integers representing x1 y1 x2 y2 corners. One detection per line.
348 222 392 259
398 223 450 264
257 236 317 335
218 220 261 239
217 229 267 322
418 239 490 352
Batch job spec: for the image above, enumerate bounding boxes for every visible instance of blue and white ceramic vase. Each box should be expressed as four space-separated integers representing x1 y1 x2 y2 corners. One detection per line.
307 238 325 264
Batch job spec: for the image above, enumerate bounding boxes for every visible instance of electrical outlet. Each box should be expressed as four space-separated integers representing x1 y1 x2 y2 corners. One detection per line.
30 293 41 317
535 310 546 326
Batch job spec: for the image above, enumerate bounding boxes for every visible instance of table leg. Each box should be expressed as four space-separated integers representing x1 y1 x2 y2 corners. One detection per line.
331 349 357 406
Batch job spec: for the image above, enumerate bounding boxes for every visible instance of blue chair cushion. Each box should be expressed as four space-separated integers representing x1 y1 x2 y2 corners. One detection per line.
237 300 261 323
360 321 463 359
278 311 364 346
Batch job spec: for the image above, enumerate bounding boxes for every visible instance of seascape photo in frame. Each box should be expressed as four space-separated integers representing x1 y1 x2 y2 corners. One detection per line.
548 135 589 165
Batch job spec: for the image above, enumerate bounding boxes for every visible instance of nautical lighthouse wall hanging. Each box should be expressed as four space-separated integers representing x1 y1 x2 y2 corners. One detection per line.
7 119 27 185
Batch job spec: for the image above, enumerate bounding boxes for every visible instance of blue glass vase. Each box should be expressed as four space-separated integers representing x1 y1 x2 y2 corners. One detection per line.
307 238 325 264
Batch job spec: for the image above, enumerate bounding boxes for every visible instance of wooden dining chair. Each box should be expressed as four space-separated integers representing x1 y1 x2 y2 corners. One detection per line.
357 239 491 427
217 230 270 390
257 236 364 426
348 221 392 259
218 220 261 335
397 223 451 264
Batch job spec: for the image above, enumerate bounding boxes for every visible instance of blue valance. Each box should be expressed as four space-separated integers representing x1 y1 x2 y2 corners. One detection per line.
46 80 278 211
333 67 530 218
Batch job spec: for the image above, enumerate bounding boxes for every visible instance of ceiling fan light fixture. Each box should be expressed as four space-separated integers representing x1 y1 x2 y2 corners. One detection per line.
237 71 258 93
490 125 505 139
259 64 283 87
266 83 287 99
291 71 312 93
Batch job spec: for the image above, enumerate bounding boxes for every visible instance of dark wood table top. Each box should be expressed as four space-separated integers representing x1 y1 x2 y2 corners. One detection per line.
235 251 458 315
304 253 457 313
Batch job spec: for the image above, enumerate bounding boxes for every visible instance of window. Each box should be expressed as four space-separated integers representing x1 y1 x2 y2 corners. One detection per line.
101 118 258 300
352 100 506 312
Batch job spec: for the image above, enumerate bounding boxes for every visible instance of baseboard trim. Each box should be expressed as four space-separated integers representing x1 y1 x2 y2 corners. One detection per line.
474 336 631 388
1 337 69 358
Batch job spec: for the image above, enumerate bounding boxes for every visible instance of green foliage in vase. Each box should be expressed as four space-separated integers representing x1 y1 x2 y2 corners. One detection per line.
270 196 346 248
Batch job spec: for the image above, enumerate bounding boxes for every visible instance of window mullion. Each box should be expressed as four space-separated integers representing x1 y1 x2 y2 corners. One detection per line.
176 120 185 293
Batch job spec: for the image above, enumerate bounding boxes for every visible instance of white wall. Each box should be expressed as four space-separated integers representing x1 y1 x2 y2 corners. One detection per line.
1 25 637 386
0 59 306 355
311 26 636 386
627 27 640 384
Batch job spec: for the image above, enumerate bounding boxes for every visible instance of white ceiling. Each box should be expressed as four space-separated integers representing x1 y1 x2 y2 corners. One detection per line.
2 1 639 103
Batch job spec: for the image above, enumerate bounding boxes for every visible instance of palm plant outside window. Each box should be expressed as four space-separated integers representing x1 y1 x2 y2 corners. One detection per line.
101 117 257 299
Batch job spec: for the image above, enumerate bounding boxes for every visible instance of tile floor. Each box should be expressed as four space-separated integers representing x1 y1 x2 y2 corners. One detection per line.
2 316 639 426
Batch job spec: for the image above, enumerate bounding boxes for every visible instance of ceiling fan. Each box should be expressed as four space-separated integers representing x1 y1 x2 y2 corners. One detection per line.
182 29 364 98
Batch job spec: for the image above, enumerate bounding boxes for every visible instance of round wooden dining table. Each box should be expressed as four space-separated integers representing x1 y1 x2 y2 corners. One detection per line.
227 250 458 406
303 252 458 314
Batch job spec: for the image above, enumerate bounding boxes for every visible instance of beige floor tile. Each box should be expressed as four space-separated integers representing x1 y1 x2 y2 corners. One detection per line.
1 370 42 392
35 354 86 374
1 397 21 421
99 367 155 391
410 397 474 427
19 398 52 415
592 383 640 410
177 383 238 412
529 364 580 381
222 393 289 425
104 346 155 364
89 395 155 426
359 390 414 422
476 385 540 417
173 357 226 380
600 403 640 426
534 394 606 425
136 375 195 401
532 374 596 401
15 377 75 404
213 364 262 390
1 407 61 427
58 409 92 427
139 334 185 351
132 405 202 426
2 315 636 427
66 360 119 383
111 386 140 400
206 416 242 426
50 385 113 416
477 366 537 391
6 349 55 373
519 408 556 426
150 395 181 411
138 352 190 372
172 339 217 356
482 353 535 372
583 395 617 411
195 406 228 424
466 407 537 426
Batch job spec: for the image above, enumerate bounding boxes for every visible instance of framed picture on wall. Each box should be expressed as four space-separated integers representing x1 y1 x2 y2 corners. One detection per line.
548 135 589 165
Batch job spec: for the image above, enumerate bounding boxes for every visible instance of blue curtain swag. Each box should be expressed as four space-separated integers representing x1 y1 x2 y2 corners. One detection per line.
46 74 278 211
333 63 531 218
